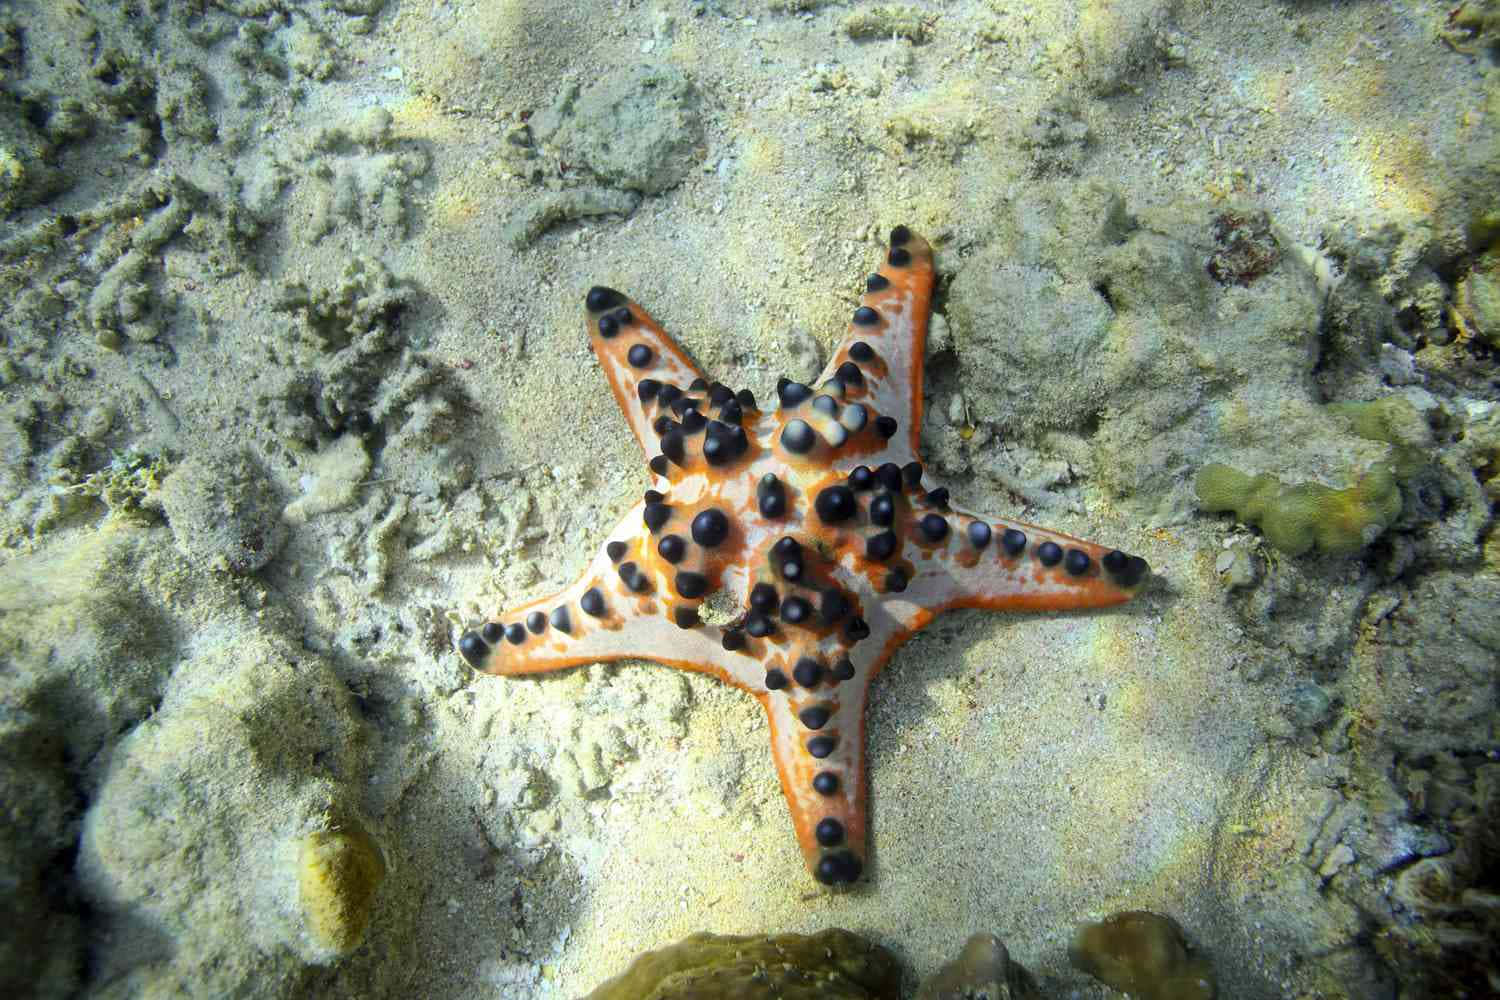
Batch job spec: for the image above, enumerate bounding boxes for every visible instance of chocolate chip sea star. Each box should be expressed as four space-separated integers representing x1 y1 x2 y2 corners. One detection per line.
459 227 1150 886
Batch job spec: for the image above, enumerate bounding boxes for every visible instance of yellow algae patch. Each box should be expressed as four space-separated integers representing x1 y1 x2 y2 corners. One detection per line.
298 820 386 959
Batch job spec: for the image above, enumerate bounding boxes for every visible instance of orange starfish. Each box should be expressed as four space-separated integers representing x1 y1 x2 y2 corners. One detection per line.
459 228 1150 886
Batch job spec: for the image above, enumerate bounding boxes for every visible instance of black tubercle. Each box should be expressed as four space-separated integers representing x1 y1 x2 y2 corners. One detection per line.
482 622 504 644
890 225 912 246
750 582 779 612
866 531 897 561
673 606 699 629
918 513 949 542
968 522 992 549
815 817 845 846
875 415 898 439
1001 528 1027 556
781 595 813 624
1064 549 1092 576
691 508 729 547
607 541 627 562
660 430 686 466
793 657 823 687
816 850 862 885
848 465 874 490
777 378 813 408
876 463 903 491
830 658 855 681
1037 541 1063 567
722 629 745 651
849 341 875 362
866 273 890 292
586 286 626 312
869 493 895 527
550 606 572 633
637 378 661 401
458 631 486 667
820 589 850 625
813 771 839 795
836 361 864 386
781 419 815 454
1102 549 1150 587
800 705 832 730
644 502 672 533
627 344 653 368
889 246 911 267
884 569 907 593
676 571 709 599
580 588 606 617
924 487 950 510
658 534 686 563
807 735 837 759
526 611 548 635
766 668 789 690
815 485 857 523
852 306 879 326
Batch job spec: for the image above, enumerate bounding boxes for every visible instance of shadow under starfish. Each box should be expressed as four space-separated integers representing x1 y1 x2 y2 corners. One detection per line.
459 227 1151 888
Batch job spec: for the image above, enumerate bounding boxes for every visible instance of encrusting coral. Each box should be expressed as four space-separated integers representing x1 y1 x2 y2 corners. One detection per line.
1194 461 1402 556
579 929 901 1000
1069 911 1216 1000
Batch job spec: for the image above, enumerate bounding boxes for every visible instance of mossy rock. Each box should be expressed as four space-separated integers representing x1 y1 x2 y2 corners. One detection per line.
581 929 901 1000
1194 462 1401 556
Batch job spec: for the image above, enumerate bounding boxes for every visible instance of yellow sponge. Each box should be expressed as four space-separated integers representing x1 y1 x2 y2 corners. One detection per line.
298 820 386 958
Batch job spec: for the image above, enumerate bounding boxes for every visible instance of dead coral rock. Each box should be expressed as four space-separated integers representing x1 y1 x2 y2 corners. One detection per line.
532 63 703 197
158 447 287 574
1070 911 1216 1000
916 933 1040 1000
581 929 901 1000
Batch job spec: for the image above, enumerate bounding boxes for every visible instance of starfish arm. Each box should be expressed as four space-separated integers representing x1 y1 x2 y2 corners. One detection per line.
896 502 1151 615
763 665 872 887
583 286 709 469
812 226 936 470
457 502 766 689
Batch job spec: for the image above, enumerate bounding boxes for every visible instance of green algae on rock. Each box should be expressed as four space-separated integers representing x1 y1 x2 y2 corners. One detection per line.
1070 911 1216 1000
1194 462 1402 556
580 929 901 1000
915 933 1039 1000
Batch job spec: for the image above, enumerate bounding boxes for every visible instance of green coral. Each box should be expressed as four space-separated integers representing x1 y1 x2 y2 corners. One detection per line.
1070 911 1216 1000
1325 396 1433 478
581 929 901 1000
1195 461 1402 556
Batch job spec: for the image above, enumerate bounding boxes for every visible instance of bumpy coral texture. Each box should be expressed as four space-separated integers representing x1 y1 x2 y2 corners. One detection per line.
580 929 901 1000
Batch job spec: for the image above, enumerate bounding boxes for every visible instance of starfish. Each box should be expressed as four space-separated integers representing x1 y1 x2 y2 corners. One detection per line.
458 227 1151 887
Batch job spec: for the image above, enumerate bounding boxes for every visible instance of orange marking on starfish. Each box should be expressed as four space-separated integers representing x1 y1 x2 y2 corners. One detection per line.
458 227 1151 887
